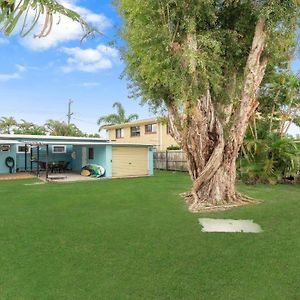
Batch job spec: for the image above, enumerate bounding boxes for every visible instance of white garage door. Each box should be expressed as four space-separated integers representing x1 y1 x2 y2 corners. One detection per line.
112 147 148 177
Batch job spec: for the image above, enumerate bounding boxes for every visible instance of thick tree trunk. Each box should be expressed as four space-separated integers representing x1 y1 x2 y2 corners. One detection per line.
167 18 268 212
189 157 237 211
170 101 254 211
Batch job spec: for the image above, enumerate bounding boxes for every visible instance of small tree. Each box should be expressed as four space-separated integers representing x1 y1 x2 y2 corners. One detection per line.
116 0 299 211
97 102 138 130
45 119 84 137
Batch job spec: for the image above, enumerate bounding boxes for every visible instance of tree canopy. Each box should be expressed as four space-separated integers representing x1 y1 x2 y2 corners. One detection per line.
116 0 298 110
115 0 300 209
45 119 84 136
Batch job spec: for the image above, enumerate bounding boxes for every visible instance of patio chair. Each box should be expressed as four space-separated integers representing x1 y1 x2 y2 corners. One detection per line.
62 161 70 172
38 161 46 171
57 161 70 173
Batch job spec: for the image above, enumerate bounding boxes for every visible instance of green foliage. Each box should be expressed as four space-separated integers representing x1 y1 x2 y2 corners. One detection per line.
238 133 300 184
167 144 181 150
97 101 139 130
13 119 45 135
240 67 300 185
0 116 101 137
258 70 300 133
115 0 299 110
0 116 17 134
45 119 84 136
0 0 95 38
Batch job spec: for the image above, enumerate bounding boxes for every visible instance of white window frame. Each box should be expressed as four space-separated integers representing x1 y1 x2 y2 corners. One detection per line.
52 145 67 154
130 126 141 137
145 123 157 133
0 144 11 152
17 144 31 153
116 128 124 138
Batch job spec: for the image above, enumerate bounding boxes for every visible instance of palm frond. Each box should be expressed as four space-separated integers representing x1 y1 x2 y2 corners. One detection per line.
0 0 96 38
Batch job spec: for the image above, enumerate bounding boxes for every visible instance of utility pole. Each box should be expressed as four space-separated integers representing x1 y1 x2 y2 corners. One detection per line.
67 99 74 125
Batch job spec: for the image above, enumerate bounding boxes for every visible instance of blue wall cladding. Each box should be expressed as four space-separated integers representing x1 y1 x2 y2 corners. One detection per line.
73 145 110 177
16 144 73 171
0 144 17 174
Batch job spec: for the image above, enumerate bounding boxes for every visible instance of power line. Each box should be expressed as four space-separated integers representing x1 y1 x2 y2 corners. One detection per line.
73 117 97 125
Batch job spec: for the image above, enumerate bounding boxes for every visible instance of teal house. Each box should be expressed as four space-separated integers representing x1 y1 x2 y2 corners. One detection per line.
0 134 153 178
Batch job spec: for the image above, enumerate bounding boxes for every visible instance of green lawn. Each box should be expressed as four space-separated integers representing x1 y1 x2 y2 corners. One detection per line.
0 171 299 300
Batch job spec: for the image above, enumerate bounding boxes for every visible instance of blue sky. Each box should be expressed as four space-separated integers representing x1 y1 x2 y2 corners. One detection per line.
0 0 299 136
0 0 154 136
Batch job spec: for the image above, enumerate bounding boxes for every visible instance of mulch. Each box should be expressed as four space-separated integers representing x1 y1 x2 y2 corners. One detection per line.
0 173 35 181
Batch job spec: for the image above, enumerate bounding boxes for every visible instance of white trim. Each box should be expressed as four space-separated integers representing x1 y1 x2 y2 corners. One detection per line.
52 145 67 153
15 141 152 147
0 134 106 141
0 140 20 144
145 123 157 133
16 144 31 153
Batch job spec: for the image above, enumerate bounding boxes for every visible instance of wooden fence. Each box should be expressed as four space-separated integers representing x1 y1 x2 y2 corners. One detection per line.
153 150 188 171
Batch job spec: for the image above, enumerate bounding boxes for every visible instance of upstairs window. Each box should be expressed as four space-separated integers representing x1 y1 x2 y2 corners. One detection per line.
130 126 140 137
116 128 124 138
52 145 66 153
145 123 157 133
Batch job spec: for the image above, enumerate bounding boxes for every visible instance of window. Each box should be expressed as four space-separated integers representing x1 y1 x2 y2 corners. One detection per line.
88 147 94 160
17 145 30 153
116 128 124 138
52 145 66 153
0 145 10 152
130 126 140 137
145 123 157 133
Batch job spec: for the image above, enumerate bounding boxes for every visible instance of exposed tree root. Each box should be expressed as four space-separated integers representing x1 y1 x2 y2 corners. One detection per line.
180 191 260 213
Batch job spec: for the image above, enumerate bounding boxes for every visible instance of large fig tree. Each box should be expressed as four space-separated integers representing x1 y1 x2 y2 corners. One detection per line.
115 0 299 211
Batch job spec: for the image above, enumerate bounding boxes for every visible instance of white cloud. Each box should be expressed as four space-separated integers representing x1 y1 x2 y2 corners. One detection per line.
61 44 119 73
19 0 111 51
81 82 100 87
0 37 9 45
0 65 26 82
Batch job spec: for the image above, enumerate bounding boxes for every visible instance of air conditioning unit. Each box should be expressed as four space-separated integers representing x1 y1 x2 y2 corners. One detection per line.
0 145 11 152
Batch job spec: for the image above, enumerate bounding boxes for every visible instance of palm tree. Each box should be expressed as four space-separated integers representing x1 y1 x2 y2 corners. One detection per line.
0 116 17 134
97 102 139 130
0 0 94 38
14 119 46 135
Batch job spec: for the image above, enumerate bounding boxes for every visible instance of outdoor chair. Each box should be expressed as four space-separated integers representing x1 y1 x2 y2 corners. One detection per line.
62 161 70 172
38 161 46 171
57 161 70 173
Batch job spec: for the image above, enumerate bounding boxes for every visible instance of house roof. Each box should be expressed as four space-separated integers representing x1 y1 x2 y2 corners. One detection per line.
102 117 165 130
22 141 152 147
0 134 153 147
0 134 106 142
0 140 20 144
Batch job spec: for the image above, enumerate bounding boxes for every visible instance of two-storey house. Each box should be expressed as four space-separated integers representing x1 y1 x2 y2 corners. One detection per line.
103 117 179 151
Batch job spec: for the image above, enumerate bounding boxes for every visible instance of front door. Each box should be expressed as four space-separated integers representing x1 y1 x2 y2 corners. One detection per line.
82 147 87 167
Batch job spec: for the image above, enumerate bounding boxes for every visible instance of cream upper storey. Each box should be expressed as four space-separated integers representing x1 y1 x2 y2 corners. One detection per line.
103 118 179 151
